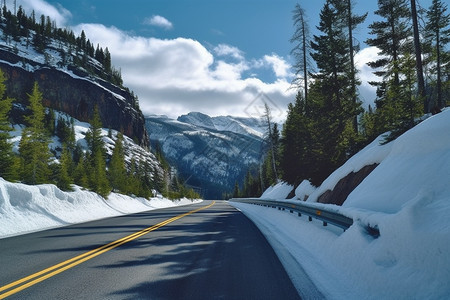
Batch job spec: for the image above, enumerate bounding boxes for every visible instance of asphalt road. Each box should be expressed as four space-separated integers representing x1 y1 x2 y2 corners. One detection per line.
0 200 304 299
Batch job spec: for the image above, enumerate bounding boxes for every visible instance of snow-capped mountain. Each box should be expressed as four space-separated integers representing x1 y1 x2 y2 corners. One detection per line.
146 113 265 199
177 112 265 138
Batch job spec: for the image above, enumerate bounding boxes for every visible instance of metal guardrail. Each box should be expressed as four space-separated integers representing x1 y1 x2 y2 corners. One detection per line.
229 198 353 231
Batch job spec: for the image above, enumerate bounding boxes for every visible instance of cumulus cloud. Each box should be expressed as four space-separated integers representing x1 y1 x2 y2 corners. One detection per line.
74 24 295 121
12 0 72 26
214 44 245 61
262 54 293 79
143 15 173 30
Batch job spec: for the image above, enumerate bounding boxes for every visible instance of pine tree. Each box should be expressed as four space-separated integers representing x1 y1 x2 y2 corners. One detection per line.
86 106 110 197
0 69 15 180
307 0 362 182
109 132 127 193
74 152 89 188
410 0 427 112
280 92 313 185
290 3 312 104
424 0 450 109
366 0 412 116
19 82 52 184
233 181 240 198
340 0 367 131
57 144 73 191
262 103 278 181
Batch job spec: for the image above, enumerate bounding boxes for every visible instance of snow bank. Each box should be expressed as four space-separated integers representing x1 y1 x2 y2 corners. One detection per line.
232 109 450 299
260 182 293 199
232 200 450 299
294 180 316 201
344 109 450 213
0 178 201 239
307 134 393 203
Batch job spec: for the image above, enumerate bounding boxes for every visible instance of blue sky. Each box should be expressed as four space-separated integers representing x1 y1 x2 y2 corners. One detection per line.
9 0 434 120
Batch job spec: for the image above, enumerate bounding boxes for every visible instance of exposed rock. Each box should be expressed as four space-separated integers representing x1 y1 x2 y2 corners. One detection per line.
0 50 149 148
317 164 379 206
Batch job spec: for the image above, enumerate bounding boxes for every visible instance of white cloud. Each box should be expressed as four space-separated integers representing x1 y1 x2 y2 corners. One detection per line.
143 15 173 30
13 0 72 26
214 44 245 61
262 54 293 79
74 24 296 121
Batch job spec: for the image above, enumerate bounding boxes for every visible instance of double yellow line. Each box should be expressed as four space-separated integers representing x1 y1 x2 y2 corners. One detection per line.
0 201 215 299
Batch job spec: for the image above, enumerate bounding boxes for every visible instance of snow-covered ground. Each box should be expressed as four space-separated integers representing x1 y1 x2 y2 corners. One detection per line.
232 109 450 299
1 111 201 239
0 178 202 239
260 181 293 199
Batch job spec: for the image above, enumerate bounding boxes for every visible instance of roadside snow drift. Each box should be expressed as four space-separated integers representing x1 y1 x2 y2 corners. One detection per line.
0 178 201 239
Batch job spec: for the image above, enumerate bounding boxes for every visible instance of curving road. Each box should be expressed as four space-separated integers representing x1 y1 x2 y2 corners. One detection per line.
0 200 306 299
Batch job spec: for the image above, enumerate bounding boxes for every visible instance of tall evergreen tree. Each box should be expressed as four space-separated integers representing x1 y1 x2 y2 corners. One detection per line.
308 0 362 181
366 0 412 105
57 144 73 191
290 3 312 104
366 0 416 137
19 82 52 184
280 92 313 185
109 132 127 193
0 69 15 180
410 0 427 112
340 0 367 131
425 0 450 109
262 103 278 181
85 106 110 197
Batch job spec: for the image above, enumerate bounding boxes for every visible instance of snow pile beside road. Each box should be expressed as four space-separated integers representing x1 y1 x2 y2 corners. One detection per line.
0 178 201 239
233 109 450 299
260 182 293 199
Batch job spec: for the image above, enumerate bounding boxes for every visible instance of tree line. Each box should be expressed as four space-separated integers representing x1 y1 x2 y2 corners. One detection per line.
238 0 449 197
0 69 200 200
0 3 123 87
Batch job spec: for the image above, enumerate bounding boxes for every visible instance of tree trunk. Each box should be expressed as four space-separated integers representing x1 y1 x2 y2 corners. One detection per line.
411 0 427 112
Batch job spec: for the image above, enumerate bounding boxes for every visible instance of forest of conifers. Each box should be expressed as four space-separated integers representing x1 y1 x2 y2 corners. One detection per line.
237 0 449 198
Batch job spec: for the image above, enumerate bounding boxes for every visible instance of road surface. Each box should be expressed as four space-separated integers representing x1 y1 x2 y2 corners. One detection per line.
0 200 307 299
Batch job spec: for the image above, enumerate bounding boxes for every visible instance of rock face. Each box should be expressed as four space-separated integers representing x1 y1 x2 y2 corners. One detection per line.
317 164 379 205
0 49 149 148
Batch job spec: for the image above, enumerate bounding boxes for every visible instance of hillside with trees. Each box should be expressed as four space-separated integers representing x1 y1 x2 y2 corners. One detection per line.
239 0 449 197
0 4 200 200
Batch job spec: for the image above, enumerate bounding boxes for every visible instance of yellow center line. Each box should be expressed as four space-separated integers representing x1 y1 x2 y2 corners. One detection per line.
0 201 215 299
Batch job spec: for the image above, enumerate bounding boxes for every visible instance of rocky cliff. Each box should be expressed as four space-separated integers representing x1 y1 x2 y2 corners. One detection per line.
0 48 149 148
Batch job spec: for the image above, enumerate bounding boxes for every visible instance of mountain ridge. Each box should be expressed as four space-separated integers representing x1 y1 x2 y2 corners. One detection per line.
146 113 265 199
0 15 149 147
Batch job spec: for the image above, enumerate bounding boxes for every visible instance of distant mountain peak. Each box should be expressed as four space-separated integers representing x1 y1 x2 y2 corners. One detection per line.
176 112 265 138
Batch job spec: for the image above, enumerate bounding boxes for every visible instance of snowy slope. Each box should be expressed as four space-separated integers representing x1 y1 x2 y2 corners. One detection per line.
9 111 163 179
0 178 201 239
233 109 450 299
